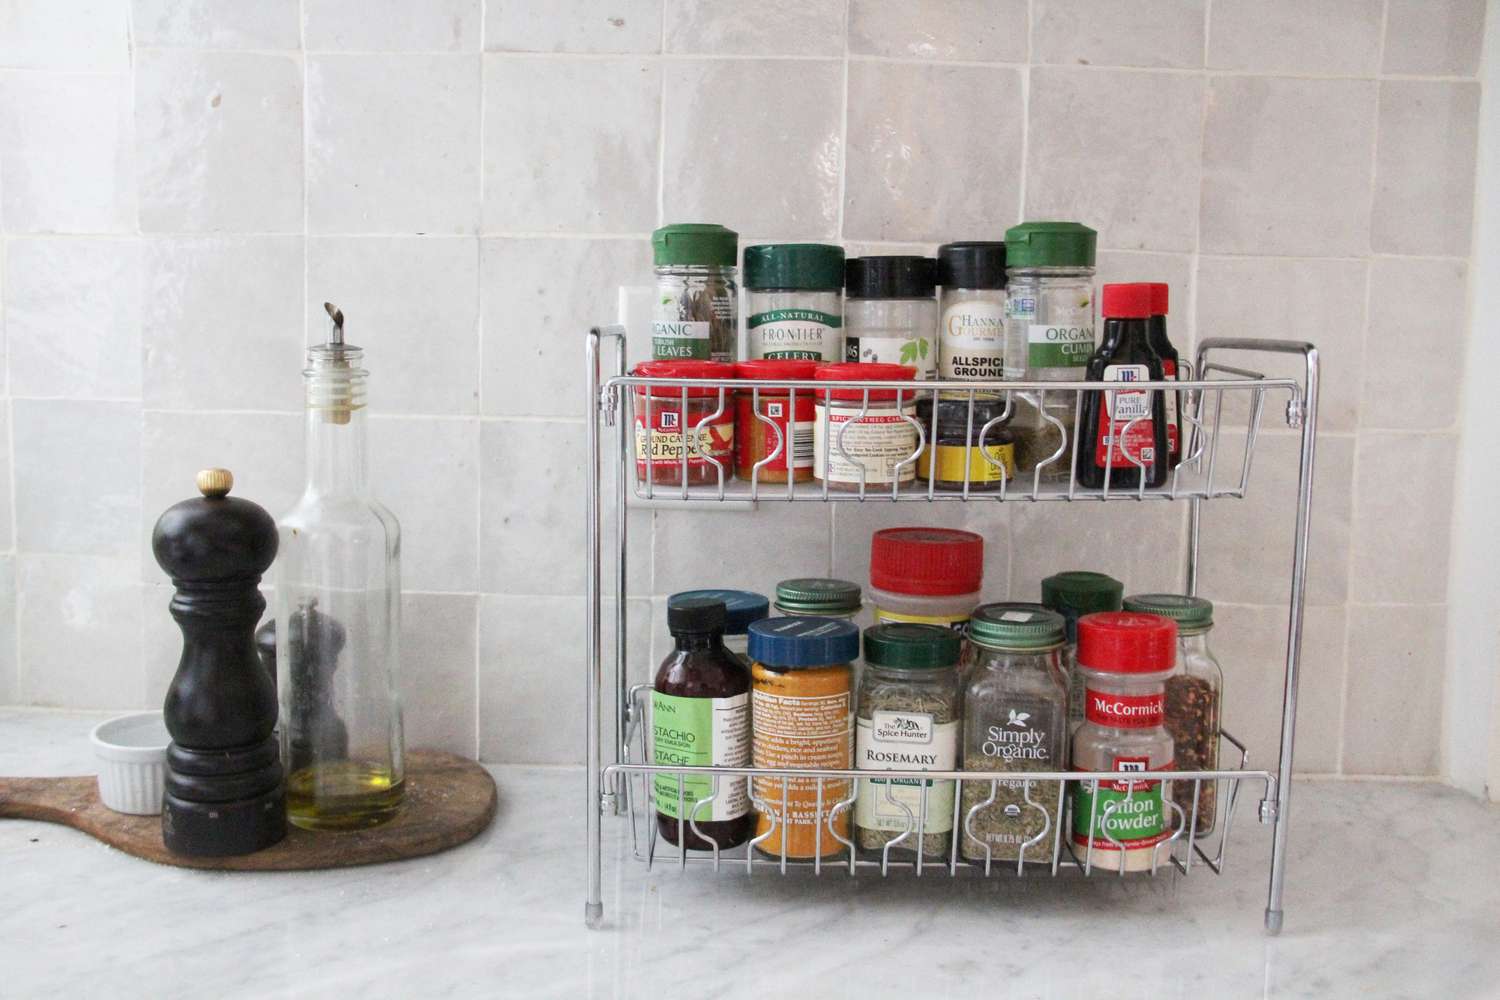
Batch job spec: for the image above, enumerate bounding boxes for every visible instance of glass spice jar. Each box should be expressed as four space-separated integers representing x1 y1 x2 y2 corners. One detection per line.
1123 593 1222 836
812 362 919 491
733 358 818 484
844 256 939 378
747 617 859 860
744 243 845 362
959 603 1069 866
936 241 1008 392
632 360 736 487
774 578 863 621
916 396 1017 491
1070 612 1178 873
1040 570 1124 732
854 623 963 859
1003 222 1097 482
668 589 769 666
651 223 738 363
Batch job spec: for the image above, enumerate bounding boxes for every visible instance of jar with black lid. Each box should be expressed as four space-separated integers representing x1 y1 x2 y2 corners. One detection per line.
936 241 1007 390
844 256 939 379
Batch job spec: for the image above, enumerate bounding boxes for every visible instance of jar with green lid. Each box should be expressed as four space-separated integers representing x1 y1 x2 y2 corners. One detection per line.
1003 222 1097 482
744 244 845 362
854 623 962 859
668 589 769 665
1040 570 1124 731
959 603 1069 866
774 578 863 620
652 223 738 363
1123 593 1222 836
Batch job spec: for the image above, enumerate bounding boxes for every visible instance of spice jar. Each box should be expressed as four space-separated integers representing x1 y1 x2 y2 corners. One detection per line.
651 223 738 363
668 589 769 665
1070 612 1177 873
652 598 753 851
844 256 939 379
1003 222 1097 481
1041 570 1124 731
774 578 863 620
812 362 919 491
1123 593 1222 836
869 527 984 629
936 241 1007 390
747 617 859 860
1146 282 1184 468
916 396 1016 491
960 604 1069 866
854 623 962 858
744 244 845 362
632 360 736 487
733 359 817 484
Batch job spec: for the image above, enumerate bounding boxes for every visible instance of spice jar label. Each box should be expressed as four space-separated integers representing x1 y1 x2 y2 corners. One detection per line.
634 412 734 470
873 607 970 629
917 442 1015 485
940 301 1005 380
651 691 750 822
651 319 713 360
1161 357 1180 455
1071 757 1173 854
1093 363 1157 468
853 713 957 835
813 403 919 485
845 332 937 379
1025 323 1094 370
1084 688 1164 728
748 309 842 362
751 687 852 855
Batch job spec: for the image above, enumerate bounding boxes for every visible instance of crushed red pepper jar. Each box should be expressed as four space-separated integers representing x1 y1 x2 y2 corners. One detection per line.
632 360 736 487
733 359 818 484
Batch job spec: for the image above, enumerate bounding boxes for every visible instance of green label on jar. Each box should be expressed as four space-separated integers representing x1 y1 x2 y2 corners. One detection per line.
1027 323 1094 369
652 320 711 360
652 690 750 822
1070 759 1172 853
749 309 842 362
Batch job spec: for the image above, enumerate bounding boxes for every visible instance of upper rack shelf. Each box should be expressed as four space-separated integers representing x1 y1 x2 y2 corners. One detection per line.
595 341 1305 504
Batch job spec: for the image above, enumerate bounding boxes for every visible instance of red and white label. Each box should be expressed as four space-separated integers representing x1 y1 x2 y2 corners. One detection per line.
1084 689 1164 728
1093 363 1156 469
634 408 733 471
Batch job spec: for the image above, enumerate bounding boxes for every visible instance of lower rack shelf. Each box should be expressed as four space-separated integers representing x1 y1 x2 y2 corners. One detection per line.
605 731 1272 881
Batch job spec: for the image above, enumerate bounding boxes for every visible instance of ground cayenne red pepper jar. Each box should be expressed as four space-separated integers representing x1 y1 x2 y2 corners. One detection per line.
812 362 919 491
868 527 984 629
632 360 736 487
733 358 818 483
1070 611 1177 873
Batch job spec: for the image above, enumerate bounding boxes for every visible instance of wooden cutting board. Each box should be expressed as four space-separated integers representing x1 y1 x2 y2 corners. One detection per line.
0 749 496 871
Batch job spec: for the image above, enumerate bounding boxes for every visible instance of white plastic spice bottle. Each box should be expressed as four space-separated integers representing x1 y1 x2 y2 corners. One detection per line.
843 256 939 379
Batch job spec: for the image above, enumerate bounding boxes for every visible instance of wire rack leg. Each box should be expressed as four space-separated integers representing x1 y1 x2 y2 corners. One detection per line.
585 327 608 929
1265 345 1319 936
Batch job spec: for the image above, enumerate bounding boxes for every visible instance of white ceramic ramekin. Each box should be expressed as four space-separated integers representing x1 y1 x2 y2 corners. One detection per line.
89 712 170 815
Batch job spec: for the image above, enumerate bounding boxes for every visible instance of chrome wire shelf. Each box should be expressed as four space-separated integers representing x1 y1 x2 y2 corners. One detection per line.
584 327 1323 936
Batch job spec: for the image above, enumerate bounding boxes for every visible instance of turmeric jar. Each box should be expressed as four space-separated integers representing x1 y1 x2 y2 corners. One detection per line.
733 359 818 484
747 617 859 860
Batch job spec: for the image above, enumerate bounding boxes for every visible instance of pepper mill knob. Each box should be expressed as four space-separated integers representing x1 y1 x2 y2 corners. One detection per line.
153 469 286 857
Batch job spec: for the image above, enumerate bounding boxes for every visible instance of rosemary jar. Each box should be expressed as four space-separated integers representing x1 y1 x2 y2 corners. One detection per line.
1070 612 1177 873
812 362 919 491
1040 570 1124 731
936 241 1007 390
1124 593 1222 836
774 578 863 620
916 396 1016 491
651 223 738 363
959 604 1069 866
744 243 845 362
733 358 817 484
854 623 962 859
1003 222 1097 482
844 256 939 378
668 589 769 665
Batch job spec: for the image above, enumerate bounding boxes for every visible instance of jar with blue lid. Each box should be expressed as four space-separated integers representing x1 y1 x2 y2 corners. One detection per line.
668 589 769 665
747 617 860 860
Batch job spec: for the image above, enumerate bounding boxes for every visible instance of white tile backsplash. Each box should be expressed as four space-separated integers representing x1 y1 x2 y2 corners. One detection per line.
0 3 1483 782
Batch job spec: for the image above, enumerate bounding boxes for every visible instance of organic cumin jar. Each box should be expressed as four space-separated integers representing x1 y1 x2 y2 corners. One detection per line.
632 360 736 487
733 358 818 484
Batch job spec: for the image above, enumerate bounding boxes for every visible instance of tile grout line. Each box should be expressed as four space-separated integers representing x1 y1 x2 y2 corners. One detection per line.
127 0 147 707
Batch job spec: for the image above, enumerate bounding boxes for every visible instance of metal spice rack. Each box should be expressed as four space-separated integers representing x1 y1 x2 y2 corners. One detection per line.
584 326 1319 935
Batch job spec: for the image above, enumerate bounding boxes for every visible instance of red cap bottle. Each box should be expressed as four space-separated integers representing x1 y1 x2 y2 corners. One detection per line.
1076 611 1177 674
1146 282 1169 317
1100 283 1153 319
869 527 984 596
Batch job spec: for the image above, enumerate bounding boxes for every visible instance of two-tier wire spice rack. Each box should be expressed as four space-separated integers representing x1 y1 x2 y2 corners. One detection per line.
583 326 1320 935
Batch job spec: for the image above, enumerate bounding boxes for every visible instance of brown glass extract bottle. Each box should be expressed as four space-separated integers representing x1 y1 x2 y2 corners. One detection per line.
1076 282 1169 489
652 597 753 850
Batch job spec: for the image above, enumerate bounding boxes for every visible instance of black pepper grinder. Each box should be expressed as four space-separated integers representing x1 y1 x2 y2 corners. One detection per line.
153 468 286 856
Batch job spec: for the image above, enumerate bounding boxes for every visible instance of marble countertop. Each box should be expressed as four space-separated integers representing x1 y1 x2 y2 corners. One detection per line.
3 709 1496 999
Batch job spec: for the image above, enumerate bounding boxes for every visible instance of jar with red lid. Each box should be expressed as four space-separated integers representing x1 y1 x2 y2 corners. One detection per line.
812 362 920 491
868 527 984 629
632 360 736 487
1070 611 1177 873
733 359 818 484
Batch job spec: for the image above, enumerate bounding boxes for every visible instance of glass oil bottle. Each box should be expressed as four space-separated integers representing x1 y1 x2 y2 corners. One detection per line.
275 303 405 830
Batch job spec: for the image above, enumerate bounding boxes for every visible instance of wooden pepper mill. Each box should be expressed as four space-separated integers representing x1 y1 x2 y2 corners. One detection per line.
152 468 286 856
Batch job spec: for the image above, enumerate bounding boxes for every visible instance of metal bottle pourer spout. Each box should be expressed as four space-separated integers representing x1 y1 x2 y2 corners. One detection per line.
317 301 360 425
